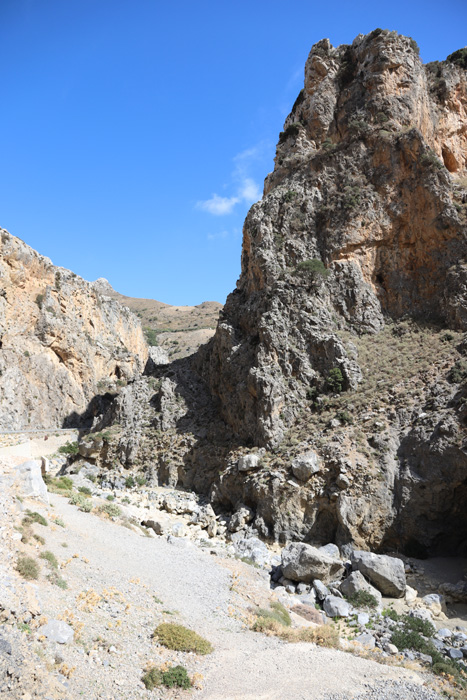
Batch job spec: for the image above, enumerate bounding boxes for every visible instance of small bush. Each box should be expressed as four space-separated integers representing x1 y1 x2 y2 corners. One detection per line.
106 494 115 501
382 608 400 621
16 555 40 580
255 602 292 628
33 533 45 545
345 591 378 608
98 503 121 518
279 123 301 144
136 475 147 487
58 441 79 456
446 47 467 70
326 367 345 393
153 623 213 655
25 510 48 526
35 293 45 309
161 665 191 689
295 258 329 281
144 327 159 346
141 668 162 690
40 550 58 570
47 572 68 589
69 493 93 512
54 517 66 528
125 476 136 488
78 486 92 496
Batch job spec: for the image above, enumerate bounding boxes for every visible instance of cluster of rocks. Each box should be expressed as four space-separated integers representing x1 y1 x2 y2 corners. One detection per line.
271 541 467 668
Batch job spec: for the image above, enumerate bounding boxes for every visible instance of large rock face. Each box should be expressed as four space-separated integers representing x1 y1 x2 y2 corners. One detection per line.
81 32 467 558
0 229 148 429
200 30 467 448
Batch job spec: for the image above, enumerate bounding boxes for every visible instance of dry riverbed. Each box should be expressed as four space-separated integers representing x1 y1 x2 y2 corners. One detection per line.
0 438 460 699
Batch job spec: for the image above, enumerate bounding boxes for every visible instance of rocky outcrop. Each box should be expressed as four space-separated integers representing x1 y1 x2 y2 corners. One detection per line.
0 229 148 430
200 29 467 448
75 32 467 559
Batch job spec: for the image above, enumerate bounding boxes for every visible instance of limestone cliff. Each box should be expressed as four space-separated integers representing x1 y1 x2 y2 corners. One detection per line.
73 32 467 558
0 228 148 430
201 29 467 447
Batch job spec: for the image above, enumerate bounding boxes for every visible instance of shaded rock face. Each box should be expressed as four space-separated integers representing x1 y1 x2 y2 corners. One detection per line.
200 30 467 448
0 229 148 430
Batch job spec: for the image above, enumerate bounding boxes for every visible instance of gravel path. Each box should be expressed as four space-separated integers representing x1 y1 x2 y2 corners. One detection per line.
39 491 441 700
0 451 445 700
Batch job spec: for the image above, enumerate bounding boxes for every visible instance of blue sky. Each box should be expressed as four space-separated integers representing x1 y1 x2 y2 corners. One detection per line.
1 1 466 305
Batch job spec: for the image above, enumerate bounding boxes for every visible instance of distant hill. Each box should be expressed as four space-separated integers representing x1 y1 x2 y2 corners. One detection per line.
93 278 222 360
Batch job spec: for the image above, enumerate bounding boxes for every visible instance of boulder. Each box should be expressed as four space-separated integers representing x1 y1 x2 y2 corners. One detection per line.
351 551 406 597
339 571 382 604
281 542 344 584
142 519 165 535
313 580 330 600
40 620 74 644
15 460 49 505
323 595 350 617
238 454 261 472
355 632 375 649
291 452 321 481
319 543 340 558
231 532 271 567
228 505 254 532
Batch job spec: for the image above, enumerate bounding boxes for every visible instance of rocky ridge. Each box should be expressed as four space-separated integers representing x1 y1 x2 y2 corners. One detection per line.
0 230 148 431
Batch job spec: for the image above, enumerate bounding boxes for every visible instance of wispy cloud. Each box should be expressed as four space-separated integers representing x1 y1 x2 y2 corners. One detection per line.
197 195 239 216
196 144 265 216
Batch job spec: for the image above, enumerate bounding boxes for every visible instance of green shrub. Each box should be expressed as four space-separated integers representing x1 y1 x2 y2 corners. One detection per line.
153 623 213 654
16 555 40 580
255 601 292 628
279 123 301 144
40 550 58 569
33 533 45 545
125 476 136 489
144 327 159 346
336 410 353 425
69 493 93 512
420 151 444 170
283 190 297 202
408 37 420 56
295 258 330 282
47 572 67 589
382 607 400 621
326 367 345 393
25 510 48 526
135 475 147 487
106 494 115 501
98 503 121 518
446 47 467 70
402 615 435 637
58 441 79 456
161 665 191 689
78 486 92 496
345 591 378 608
35 293 45 309
141 668 162 690
449 359 467 383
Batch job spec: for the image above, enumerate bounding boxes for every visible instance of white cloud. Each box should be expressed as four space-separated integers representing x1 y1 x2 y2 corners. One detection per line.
239 177 261 203
197 194 239 216
196 143 266 216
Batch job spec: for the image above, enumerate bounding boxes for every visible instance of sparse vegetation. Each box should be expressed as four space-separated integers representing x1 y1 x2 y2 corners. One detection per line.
58 441 79 456
40 550 58 570
144 327 159 346
345 591 378 609
254 602 291 628
161 666 191 689
295 258 330 283
98 503 122 518
279 122 301 144
446 47 467 70
24 510 48 526
69 493 93 512
16 555 40 580
153 623 213 655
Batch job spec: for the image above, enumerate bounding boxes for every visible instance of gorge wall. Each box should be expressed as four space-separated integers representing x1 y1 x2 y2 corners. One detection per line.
9 31 467 560
0 229 148 430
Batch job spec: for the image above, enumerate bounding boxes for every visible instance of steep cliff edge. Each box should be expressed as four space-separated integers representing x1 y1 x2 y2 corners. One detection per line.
201 29 467 448
0 229 148 430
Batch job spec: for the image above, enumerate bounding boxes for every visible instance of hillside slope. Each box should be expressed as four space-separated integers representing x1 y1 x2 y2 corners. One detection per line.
93 278 221 361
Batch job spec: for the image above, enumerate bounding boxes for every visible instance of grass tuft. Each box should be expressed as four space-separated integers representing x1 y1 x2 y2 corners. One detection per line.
16 555 40 580
153 623 213 655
